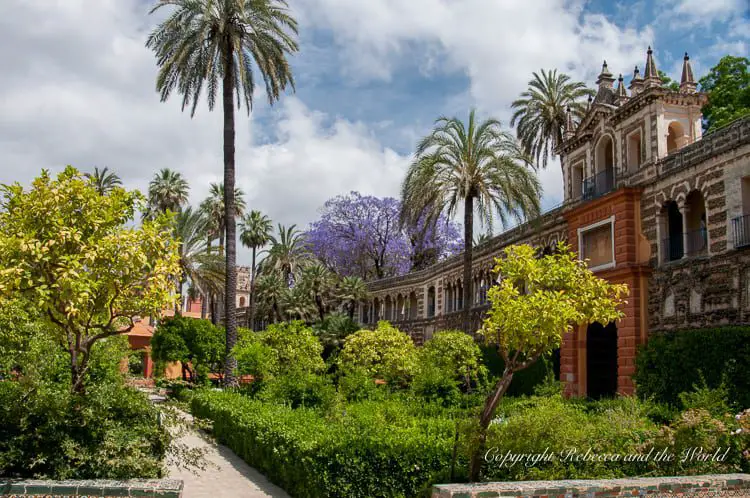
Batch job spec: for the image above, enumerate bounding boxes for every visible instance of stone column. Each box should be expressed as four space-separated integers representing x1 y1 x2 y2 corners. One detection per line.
655 210 664 265
681 203 690 258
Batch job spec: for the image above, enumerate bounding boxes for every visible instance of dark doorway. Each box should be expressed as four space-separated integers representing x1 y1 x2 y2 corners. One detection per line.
586 321 618 399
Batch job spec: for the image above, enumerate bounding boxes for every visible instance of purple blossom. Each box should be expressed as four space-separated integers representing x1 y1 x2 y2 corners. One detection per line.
305 191 463 280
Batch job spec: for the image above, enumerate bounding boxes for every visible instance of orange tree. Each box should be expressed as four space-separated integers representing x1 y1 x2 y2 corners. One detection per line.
0 167 180 394
469 243 628 480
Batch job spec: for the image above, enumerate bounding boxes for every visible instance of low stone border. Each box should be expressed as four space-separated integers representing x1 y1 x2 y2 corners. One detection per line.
432 473 750 497
0 479 183 497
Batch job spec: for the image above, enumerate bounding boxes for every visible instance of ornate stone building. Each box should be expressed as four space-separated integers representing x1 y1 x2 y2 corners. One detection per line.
357 48 750 399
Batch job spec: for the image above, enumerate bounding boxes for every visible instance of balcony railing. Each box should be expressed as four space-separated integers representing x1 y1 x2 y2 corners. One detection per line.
685 229 708 257
582 168 615 201
661 236 683 262
733 214 750 249
662 230 707 262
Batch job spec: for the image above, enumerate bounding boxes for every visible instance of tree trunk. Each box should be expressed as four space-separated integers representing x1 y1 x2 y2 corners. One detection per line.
347 300 355 320
201 293 207 319
70 344 90 395
174 278 183 314
222 45 239 388
315 293 325 321
462 195 474 333
248 247 256 330
468 368 515 481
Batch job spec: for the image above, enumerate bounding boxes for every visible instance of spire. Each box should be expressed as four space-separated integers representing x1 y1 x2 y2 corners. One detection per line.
643 46 661 88
563 106 576 140
616 74 629 105
596 60 616 89
680 52 697 94
629 65 644 95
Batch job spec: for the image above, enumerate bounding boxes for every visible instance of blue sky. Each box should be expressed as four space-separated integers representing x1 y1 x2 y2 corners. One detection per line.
0 0 747 256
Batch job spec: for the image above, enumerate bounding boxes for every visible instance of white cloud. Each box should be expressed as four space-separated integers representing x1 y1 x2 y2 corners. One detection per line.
667 0 747 25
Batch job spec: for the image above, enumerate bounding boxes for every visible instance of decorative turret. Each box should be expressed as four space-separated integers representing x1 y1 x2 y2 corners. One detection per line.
616 74 629 105
563 106 576 140
643 46 661 88
629 65 644 96
680 52 697 94
596 60 616 89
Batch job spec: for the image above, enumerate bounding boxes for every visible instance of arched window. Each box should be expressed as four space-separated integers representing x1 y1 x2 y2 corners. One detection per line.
239 296 246 307
585 135 614 199
667 121 686 154
427 286 436 317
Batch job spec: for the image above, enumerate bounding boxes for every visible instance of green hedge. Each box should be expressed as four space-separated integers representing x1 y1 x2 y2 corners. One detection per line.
191 391 458 497
634 326 750 408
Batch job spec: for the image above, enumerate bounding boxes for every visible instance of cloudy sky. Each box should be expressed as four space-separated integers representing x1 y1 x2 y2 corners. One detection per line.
0 0 747 260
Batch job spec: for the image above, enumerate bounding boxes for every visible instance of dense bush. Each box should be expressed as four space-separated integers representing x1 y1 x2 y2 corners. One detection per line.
420 331 486 391
259 370 338 410
634 327 750 408
337 365 386 402
192 390 457 498
234 321 325 380
312 313 360 362
339 321 418 387
0 380 168 479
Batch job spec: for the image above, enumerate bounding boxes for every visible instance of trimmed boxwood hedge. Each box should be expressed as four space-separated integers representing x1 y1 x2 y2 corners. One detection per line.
191 391 458 497
634 326 750 408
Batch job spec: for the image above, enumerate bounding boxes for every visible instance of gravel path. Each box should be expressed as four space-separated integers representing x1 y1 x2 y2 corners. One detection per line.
150 393 289 498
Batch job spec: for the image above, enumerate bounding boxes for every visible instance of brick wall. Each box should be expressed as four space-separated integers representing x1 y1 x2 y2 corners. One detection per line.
0 479 183 497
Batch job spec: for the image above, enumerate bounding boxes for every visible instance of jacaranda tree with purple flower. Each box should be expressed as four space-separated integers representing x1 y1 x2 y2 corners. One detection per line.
306 192 462 281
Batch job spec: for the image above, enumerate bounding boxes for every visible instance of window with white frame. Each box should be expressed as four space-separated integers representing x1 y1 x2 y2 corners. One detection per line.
578 216 615 271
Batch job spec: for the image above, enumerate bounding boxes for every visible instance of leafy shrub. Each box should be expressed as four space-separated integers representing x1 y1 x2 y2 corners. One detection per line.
420 330 486 391
634 327 750 408
259 370 338 410
337 366 385 402
339 321 418 387
678 376 733 417
411 364 462 407
191 390 456 498
232 333 276 381
0 381 168 479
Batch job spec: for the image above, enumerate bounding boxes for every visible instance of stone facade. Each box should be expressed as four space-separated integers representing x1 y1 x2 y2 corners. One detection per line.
359 48 750 398
0 479 183 497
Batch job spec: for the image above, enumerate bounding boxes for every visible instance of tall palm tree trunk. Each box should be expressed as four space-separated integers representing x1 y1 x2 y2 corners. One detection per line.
222 46 238 387
248 247 257 330
462 195 474 333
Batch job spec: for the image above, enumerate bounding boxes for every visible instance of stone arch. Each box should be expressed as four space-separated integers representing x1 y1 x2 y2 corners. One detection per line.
408 291 418 319
667 121 687 154
427 286 436 317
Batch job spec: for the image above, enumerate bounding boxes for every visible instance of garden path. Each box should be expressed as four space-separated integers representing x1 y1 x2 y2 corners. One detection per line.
150 393 290 498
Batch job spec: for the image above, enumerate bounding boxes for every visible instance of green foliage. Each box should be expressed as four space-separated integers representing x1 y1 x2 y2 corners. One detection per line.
699 55 750 131
339 321 418 387
191 390 457 498
312 312 360 362
337 366 385 402
481 346 555 396
420 330 486 391
259 370 338 410
482 244 627 361
233 321 324 383
678 376 733 417
0 380 168 479
151 316 225 383
633 326 750 409
0 167 181 392
411 364 462 407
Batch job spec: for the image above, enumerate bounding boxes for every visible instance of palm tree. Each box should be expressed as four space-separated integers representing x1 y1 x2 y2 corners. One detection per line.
145 168 190 219
401 110 542 332
147 0 298 387
200 182 247 255
299 262 335 321
85 167 121 195
173 207 225 314
510 69 594 169
255 271 286 323
337 276 369 320
239 210 273 329
267 224 309 284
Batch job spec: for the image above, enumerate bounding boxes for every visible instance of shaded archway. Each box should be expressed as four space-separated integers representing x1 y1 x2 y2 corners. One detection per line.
585 135 614 199
427 286 436 317
408 292 418 319
396 294 405 321
684 190 707 256
586 321 618 399
662 200 684 261
384 295 393 321
373 298 380 322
